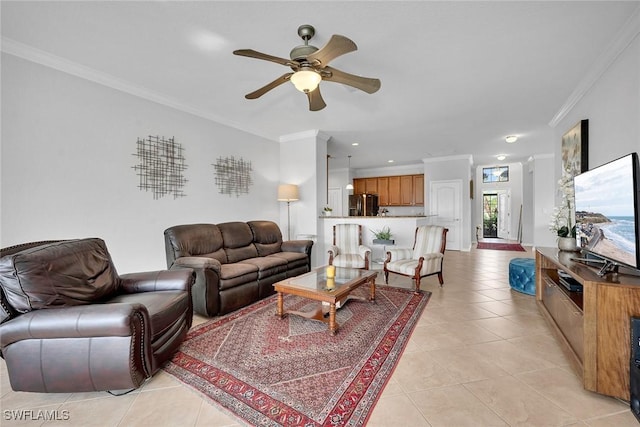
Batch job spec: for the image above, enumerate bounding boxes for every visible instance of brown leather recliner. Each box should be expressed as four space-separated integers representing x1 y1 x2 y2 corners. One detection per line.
0 238 195 393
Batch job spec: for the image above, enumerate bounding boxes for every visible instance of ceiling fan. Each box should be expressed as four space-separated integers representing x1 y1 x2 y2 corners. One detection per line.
233 25 381 111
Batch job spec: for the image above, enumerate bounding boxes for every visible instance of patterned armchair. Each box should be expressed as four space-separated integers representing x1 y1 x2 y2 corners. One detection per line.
383 225 448 292
327 224 371 269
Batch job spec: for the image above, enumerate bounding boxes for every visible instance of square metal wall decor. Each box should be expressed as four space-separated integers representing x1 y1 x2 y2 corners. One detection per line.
132 135 188 199
213 156 253 197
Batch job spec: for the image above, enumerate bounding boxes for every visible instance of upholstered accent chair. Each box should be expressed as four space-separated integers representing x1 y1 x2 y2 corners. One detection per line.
383 225 448 292
327 224 371 269
0 238 194 393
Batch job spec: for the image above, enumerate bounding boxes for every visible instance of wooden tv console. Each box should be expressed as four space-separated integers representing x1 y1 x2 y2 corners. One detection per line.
535 247 640 401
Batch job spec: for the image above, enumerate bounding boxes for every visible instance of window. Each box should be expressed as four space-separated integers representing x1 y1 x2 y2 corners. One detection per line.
483 166 509 183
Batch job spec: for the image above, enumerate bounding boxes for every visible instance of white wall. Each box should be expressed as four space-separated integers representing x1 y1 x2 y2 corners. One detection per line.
1 54 281 273
554 35 640 172
531 154 557 248
548 25 640 251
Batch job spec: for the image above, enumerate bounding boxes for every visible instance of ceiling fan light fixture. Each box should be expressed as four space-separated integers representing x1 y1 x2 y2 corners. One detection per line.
290 69 321 93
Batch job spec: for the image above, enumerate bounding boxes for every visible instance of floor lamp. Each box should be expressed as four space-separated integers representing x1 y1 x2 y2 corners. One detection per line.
277 184 299 240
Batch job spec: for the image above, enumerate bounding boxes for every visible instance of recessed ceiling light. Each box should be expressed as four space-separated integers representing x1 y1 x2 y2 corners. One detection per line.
497 155 506 161
351 142 359 146
505 135 518 143
388 160 394 163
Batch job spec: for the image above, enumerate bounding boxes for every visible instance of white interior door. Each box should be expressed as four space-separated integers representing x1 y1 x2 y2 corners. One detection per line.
497 191 511 239
430 180 462 250
328 187 342 215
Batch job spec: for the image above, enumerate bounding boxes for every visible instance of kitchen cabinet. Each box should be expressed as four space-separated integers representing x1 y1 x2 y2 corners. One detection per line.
364 178 378 194
400 175 414 205
413 175 424 205
388 176 401 205
377 177 389 206
352 174 424 206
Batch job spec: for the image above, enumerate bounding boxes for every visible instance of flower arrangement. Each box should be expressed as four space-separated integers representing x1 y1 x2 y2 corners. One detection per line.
323 206 332 212
549 170 576 238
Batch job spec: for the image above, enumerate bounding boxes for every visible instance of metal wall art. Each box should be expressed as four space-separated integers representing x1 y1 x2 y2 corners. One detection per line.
213 156 253 197
132 135 188 199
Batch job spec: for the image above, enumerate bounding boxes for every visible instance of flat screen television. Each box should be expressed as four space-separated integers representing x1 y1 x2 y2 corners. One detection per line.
574 152 640 274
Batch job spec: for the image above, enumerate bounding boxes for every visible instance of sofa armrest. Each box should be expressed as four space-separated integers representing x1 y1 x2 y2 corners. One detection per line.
281 240 313 256
119 269 195 293
0 303 149 348
172 256 221 272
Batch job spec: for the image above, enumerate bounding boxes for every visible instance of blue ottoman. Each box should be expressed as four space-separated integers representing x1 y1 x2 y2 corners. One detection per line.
509 258 536 296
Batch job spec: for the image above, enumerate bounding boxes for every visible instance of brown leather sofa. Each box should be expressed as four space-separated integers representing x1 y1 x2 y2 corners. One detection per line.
0 238 194 393
164 220 313 317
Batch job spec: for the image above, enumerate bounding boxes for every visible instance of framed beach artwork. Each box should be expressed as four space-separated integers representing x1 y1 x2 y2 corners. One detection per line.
561 119 589 177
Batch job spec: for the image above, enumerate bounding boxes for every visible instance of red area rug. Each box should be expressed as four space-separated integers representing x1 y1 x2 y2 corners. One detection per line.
477 241 526 251
164 285 430 426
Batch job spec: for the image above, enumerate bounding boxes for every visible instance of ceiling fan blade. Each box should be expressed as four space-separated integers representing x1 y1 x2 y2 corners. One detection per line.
233 49 294 67
306 87 327 111
306 35 357 66
323 66 381 94
245 73 293 99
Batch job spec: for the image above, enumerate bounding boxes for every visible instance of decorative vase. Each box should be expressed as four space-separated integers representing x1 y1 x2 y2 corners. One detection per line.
324 211 331 216
558 237 579 252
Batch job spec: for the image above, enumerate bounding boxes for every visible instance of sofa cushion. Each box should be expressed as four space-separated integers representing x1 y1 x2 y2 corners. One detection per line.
164 224 226 264
218 222 258 263
0 239 120 313
248 220 283 256
242 256 288 279
269 252 309 269
219 263 259 290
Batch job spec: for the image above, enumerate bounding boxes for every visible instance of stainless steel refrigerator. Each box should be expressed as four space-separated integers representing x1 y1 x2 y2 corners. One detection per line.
348 194 379 216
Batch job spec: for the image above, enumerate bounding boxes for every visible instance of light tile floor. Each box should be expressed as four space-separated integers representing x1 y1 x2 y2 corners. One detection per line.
1 246 638 426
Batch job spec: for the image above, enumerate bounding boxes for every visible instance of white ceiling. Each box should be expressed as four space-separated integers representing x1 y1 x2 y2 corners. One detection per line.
2 1 638 170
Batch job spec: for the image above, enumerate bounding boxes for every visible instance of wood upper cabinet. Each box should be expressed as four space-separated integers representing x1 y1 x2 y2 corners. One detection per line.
388 176 401 205
413 175 424 205
400 175 414 205
364 178 378 194
377 177 389 206
353 174 424 206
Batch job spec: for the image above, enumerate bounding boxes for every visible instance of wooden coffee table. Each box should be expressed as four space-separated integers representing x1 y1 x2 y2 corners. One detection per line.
273 266 377 336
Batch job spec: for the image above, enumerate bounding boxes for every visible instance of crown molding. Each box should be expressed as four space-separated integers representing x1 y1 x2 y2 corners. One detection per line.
422 154 474 165
1 36 276 141
549 5 640 128
279 129 329 143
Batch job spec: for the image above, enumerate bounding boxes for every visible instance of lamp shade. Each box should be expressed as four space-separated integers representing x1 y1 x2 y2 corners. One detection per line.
277 184 299 201
290 70 321 93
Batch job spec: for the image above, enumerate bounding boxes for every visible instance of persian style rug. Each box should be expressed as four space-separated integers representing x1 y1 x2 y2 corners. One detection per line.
477 241 526 252
164 285 430 426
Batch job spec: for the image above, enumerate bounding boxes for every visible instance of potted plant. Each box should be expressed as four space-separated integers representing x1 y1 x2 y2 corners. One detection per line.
372 226 394 245
323 206 333 216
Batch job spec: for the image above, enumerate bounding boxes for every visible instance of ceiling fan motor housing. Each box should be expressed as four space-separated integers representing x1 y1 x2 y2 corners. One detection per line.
290 44 319 61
